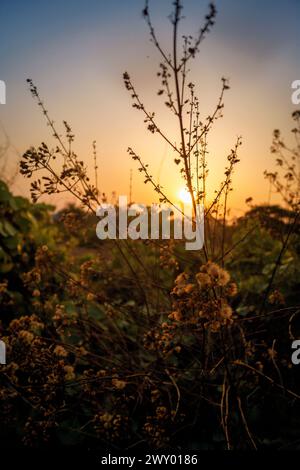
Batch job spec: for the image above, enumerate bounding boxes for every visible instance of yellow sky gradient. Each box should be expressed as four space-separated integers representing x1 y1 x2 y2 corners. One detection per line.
0 0 298 216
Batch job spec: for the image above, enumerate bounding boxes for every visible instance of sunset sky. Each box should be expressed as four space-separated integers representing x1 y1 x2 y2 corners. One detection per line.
0 0 299 215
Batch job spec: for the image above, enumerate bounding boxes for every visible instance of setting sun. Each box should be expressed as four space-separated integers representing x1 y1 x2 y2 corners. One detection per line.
178 187 193 204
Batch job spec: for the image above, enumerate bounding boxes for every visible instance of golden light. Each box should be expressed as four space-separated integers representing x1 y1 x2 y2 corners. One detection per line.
178 187 193 205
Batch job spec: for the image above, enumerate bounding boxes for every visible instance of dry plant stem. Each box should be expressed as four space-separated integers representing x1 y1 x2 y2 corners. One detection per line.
259 211 299 314
125 1 238 267
270 339 284 391
221 184 229 267
236 395 257 450
114 241 151 321
24 82 159 317
165 368 181 420
128 148 186 218
216 223 257 263
171 2 209 264
144 0 173 69
125 79 180 155
233 360 300 401
221 375 231 450
93 140 99 194
289 310 300 339
26 80 100 209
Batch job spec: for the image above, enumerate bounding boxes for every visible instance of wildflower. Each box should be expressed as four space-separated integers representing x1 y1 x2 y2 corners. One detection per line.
183 283 195 294
112 378 126 390
156 406 167 419
268 348 277 360
64 365 75 381
19 330 34 344
86 292 96 301
227 282 238 297
168 310 182 321
0 281 8 294
268 290 285 305
218 269 231 286
196 272 211 288
205 261 230 286
29 317 44 334
53 304 65 321
54 345 68 357
175 272 188 285
172 272 191 296
98 412 113 428
220 303 233 320
210 320 221 332
78 346 88 356
204 261 218 276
